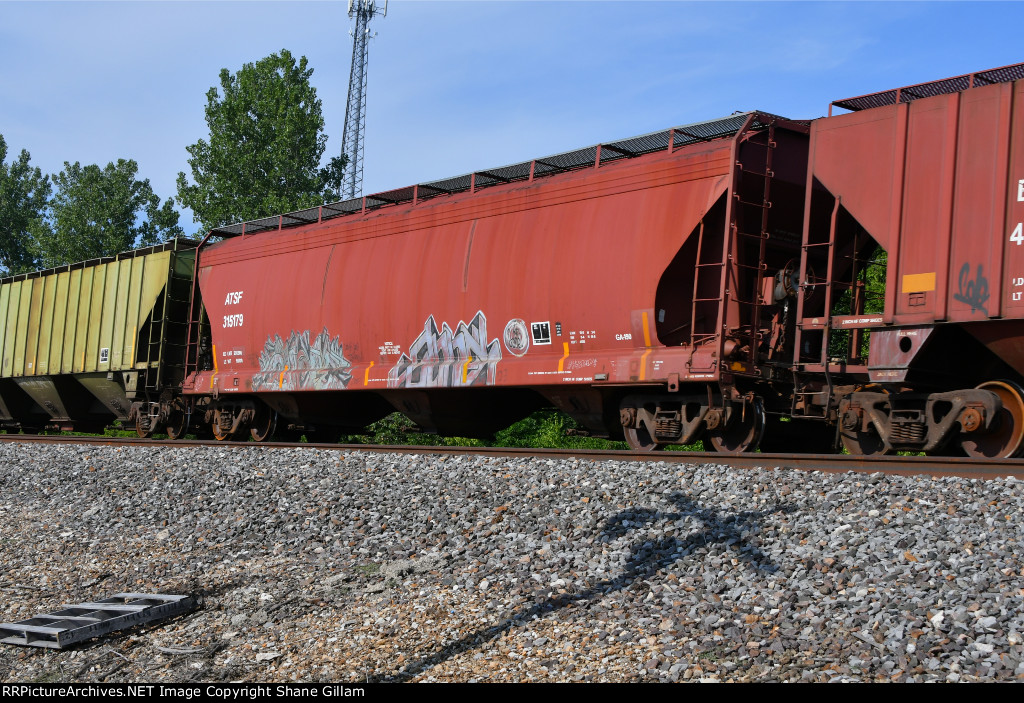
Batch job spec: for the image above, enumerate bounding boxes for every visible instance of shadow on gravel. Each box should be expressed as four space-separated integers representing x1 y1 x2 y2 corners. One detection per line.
371 492 794 682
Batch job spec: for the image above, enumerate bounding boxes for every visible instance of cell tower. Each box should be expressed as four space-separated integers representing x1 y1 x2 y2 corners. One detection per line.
340 0 386 200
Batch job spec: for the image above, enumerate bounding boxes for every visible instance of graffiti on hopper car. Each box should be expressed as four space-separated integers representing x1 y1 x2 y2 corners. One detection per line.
252 328 352 391
388 311 502 388
953 262 990 316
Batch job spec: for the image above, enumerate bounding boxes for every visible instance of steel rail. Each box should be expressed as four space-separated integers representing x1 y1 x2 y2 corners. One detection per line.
1 434 1021 481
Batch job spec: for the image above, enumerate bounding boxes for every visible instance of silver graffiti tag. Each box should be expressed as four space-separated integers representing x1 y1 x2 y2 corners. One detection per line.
388 311 502 388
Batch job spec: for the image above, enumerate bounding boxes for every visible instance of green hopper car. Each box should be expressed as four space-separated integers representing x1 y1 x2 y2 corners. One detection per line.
0 239 198 434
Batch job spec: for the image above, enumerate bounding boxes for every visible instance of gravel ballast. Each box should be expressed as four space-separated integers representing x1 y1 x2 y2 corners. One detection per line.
0 441 1022 683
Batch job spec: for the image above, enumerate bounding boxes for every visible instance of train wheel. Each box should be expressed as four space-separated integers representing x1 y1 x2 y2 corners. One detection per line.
250 406 278 443
624 424 662 452
960 380 1024 459
708 400 765 453
839 425 888 455
165 406 189 440
212 424 236 441
211 410 236 441
135 415 156 438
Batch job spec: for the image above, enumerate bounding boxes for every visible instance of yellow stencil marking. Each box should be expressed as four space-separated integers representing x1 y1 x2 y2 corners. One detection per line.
129 324 136 365
902 272 936 293
640 311 652 380
558 342 570 372
278 364 289 389
462 355 473 384
210 344 218 389
364 361 375 386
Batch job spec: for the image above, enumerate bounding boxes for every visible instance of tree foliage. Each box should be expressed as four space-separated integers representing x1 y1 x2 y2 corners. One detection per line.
0 135 50 275
33 159 182 268
828 245 888 360
176 49 346 232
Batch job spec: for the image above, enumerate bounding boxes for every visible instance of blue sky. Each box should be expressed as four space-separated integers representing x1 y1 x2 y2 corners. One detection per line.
2 0 1022 236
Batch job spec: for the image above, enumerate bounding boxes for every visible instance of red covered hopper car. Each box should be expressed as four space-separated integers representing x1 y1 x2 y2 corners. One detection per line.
4 63 1024 458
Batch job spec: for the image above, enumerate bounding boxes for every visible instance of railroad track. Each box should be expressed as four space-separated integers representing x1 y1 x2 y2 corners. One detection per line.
1 433 1021 481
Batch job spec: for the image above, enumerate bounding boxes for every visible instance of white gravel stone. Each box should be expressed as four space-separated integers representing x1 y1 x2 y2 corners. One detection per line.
1 442 1023 682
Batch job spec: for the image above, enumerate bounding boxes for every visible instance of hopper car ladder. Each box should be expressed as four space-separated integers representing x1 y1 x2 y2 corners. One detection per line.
791 198 876 418
182 232 218 388
792 195 867 418
790 197 840 419
139 248 195 395
687 115 777 371
733 123 777 365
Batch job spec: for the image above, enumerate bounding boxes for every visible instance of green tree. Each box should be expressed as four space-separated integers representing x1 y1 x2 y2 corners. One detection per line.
0 135 51 275
176 49 347 232
33 159 182 268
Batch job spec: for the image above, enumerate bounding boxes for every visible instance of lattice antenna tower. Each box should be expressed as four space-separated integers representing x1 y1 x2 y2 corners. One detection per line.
340 0 386 200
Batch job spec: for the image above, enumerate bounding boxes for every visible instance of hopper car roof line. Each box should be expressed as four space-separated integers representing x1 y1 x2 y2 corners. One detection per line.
209 110 806 239
0 238 201 285
831 60 1024 113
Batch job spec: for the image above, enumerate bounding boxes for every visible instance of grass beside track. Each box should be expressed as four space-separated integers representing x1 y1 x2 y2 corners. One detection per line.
2 409 706 451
